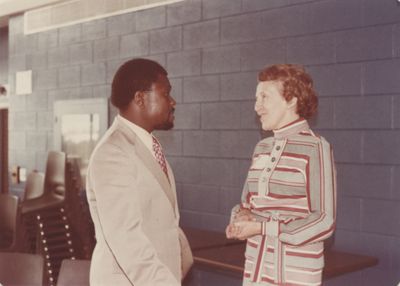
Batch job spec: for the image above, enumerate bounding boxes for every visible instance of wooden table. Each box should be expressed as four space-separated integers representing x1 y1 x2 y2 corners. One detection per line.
182 227 378 280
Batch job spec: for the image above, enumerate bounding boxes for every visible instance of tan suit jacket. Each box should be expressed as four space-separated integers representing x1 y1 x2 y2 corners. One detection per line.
86 117 182 286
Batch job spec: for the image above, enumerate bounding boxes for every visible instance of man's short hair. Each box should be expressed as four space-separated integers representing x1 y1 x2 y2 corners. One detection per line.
111 58 167 110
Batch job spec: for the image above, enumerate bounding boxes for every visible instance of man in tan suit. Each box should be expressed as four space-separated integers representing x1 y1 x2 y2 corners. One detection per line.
86 58 192 286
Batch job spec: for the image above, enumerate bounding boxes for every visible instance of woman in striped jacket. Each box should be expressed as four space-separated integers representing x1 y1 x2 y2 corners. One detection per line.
226 64 337 286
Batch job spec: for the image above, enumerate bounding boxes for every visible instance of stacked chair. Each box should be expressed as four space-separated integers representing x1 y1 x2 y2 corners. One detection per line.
0 193 20 251
20 151 97 286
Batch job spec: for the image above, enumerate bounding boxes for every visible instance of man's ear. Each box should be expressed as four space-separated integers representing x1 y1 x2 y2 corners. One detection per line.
287 96 298 109
133 91 145 107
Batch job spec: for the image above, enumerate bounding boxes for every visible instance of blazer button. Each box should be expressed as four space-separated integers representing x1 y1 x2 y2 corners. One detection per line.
266 168 271 172
261 177 267 182
276 146 281 151
271 157 276 162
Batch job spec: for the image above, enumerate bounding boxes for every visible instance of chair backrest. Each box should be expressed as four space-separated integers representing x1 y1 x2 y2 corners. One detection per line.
0 194 18 250
56 259 90 286
0 252 44 285
24 171 45 201
44 151 66 197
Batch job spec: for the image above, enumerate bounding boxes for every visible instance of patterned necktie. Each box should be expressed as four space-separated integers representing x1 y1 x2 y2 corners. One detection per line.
152 136 169 180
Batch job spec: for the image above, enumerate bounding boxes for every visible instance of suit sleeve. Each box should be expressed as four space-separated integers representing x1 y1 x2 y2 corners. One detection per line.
278 138 337 246
89 143 180 286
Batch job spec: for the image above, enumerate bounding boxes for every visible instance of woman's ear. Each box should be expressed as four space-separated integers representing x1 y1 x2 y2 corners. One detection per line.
287 96 298 109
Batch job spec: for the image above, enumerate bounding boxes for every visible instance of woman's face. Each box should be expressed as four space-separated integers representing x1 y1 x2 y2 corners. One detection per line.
254 80 294 131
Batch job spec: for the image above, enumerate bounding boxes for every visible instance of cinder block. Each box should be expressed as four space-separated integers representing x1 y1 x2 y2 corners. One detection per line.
334 95 391 129
94 37 120 61
26 91 48 111
169 77 182 103
168 156 201 184
106 59 125 84
81 63 106 86
364 59 400 94
12 111 36 131
336 25 392 63
202 0 241 19
37 30 58 50
360 267 396 286
24 34 39 54
81 19 106 41
364 0 400 26
153 130 182 156
183 130 220 157
26 131 47 152
361 199 400 236
220 130 260 159
8 93 26 111
107 13 135 36
59 24 82 45
202 46 240 74
394 24 400 58
336 196 361 231
391 166 400 200
287 33 336 65
307 63 362 96
364 131 400 164
238 159 252 187
9 131 26 150
167 0 201 26
242 0 288 12
136 6 166 31
69 42 93 65
92 85 110 99
183 20 219 50
201 102 242 130
8 54 26 72
58 66 81 88
179 210 202 229
317 130 363 163
219 187 242 215
167 50 201 77
26 51 47 69
258 9 290 40
308 97 334 129
120 32 149 58
221 72 257 101
332 229 363 253
143 54 167 68
240 39 286 71
181 184 219 213
221 13 262 44
183 75 219 103
201 158 240 187
173 103 201 130
150 26 182 54
284 0 363 36
200 213 230 232
37 111 53 131
35 151 48 172
34 68 58 90
48 46 70 67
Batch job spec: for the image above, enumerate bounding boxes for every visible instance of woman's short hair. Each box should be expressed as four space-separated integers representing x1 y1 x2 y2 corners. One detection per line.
111 58 167 110
258 64 318 119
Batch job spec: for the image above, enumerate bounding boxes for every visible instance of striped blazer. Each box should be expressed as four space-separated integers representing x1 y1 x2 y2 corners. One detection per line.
234 119 337 285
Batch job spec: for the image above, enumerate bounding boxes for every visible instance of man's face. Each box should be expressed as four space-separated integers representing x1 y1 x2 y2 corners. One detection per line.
143 74 176 131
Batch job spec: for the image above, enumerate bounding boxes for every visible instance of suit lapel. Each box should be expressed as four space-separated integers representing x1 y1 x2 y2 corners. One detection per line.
114 119 176 213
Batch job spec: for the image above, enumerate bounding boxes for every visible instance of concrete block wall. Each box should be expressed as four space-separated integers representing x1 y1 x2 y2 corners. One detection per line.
0 27 8 83
5 0 400 285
